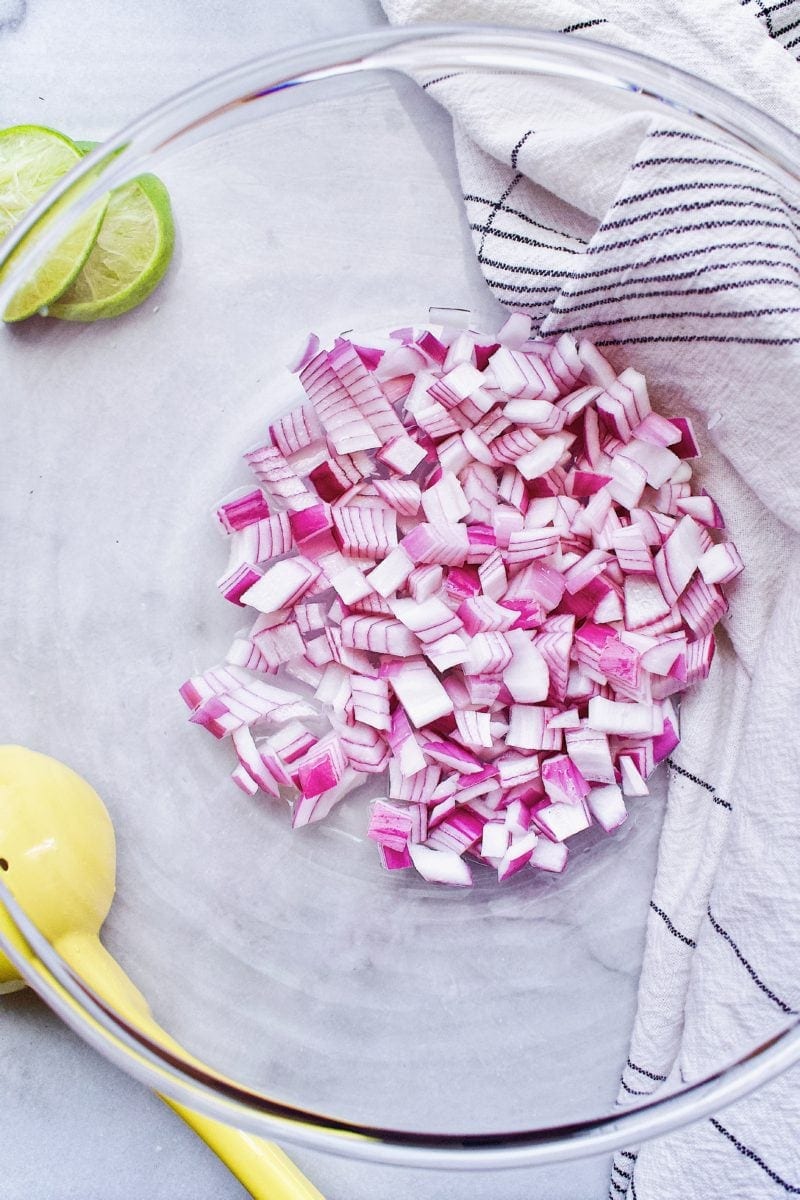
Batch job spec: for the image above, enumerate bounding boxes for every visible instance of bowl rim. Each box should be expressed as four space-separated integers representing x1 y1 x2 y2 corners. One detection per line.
1 21 799 1170
3 875 800 1169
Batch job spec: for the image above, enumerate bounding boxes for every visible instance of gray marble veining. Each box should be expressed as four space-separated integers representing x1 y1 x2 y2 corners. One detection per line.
0 2 26 37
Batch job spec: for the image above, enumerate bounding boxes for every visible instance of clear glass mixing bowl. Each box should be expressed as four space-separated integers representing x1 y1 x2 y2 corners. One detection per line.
1 24 799 1188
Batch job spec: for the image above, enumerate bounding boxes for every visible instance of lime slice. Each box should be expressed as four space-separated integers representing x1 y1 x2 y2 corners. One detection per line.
0 124 80 239
2 199 108 322
0 124 108 322
50 173 174 322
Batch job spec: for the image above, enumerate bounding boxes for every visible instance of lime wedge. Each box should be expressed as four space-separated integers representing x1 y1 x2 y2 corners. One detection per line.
2 199 108 322
0 124 80 239
0 124 108 322
50 173 174 322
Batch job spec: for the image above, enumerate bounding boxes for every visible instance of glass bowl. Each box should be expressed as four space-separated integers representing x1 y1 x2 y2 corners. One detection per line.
1 24 799 1190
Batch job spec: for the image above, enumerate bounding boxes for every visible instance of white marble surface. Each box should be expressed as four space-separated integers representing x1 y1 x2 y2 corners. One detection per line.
0 3 655 1198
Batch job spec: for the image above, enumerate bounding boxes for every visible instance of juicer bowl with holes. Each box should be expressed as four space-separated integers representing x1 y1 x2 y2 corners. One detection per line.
0 26 798 1195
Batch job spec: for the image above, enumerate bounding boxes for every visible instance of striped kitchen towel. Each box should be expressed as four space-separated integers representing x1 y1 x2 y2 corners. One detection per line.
381 1 800 1196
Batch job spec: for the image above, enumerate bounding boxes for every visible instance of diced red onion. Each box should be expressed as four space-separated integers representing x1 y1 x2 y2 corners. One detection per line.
217 562 264 606
420 473 470 525
634 411 681 447
373 479 421 517
351 675 390 731
477 548 508 600
596 387 633 442
187 319 739 886
606 453 647 509
654 515 708 605
612 523 654 575
506 527 560 564
458 595 516 635
497 754 541 789
287 332 321 374
253 621 305 669
443 330 477 370
375 433 427 476
365 546 414 598
546 333 582 392
409 842 472 886
464 631 513 675
565 726 616 785
270 402 324 459
516 432 574 481
337 720 391 774
241 556 321 613
624 575 671 630
533 799 591 842
416 330 448 365
677 575 728 640
232 758 264 797
497 312 532 349
668 416 700 459
427 361 485 409
675 493 725 529
529 837 569 872
577 339 615 387
588 696 663 736
401 521 470 566
390 661 454 728
215 488 271 534
245 443 315 510
541 753 591 805
460 462 498 524
481 821 510 858
619 756 650 797
332 503 397 560
368 799 413 851
496 831 539 881
698 541 743 585
407 564 444 601
506 704 562 752
231 726 281 798
292 766 364 829
586 784 628 832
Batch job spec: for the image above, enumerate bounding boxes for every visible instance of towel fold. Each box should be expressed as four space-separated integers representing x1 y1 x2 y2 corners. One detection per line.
381 1 800 1194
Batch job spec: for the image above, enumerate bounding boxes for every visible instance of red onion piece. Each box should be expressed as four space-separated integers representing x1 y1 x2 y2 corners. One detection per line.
409 842 473 886
586 784 628 832
529 837 569 872
668 416 700 459
215 488 271 534
270 402 324 459
698 541 744 585
533 799 591 842
245 443 316 510
287 332 321 374
619 756 650 797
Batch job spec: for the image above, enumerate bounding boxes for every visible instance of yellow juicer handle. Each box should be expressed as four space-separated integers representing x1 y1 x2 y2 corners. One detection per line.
165 1103 322 1200
55 931 324 1200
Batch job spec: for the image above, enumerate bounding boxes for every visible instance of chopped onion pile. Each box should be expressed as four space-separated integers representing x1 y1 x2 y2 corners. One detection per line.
181 314 742 887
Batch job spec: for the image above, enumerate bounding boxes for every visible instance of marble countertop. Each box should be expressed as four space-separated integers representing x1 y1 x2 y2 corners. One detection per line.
0 3 641 1197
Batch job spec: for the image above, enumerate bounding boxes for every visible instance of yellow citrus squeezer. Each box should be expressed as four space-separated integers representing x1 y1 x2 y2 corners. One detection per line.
0 744 323 1200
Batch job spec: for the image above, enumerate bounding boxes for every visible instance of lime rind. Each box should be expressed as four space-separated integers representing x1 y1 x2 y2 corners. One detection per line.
49 172 174 322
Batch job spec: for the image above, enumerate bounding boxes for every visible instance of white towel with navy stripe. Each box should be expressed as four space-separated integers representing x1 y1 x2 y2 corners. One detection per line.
382 1 800 1195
